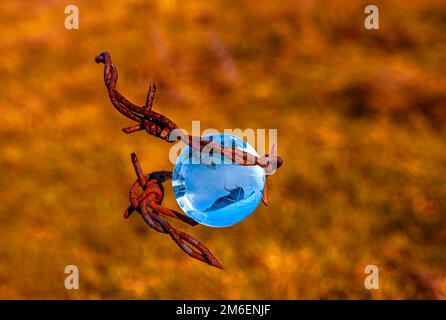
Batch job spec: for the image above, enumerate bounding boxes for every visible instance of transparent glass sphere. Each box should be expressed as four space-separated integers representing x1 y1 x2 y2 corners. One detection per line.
172 133 265 227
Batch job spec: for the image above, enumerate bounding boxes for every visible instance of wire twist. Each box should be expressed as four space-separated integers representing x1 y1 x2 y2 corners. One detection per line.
125 153 223 269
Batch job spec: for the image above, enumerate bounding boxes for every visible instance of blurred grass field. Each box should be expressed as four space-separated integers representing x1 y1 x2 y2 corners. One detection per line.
0 0 445 299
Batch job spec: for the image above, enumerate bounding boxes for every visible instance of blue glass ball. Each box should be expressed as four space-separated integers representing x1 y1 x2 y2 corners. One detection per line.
172 133 265 227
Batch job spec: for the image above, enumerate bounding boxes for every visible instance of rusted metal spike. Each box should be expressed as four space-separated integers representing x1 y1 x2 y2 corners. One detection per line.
122 124 143 134
131 153 146 186
145 83 157 112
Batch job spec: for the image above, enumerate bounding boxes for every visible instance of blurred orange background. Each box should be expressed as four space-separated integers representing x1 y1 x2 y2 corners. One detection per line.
0 0 445 299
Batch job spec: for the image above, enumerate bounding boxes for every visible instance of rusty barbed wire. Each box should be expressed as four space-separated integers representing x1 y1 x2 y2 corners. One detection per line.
125 153 223 269
94 52 283 178
95 51 283 268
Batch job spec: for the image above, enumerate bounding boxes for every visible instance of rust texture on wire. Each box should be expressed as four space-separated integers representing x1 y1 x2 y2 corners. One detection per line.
95 51 283 268
124 153 223 269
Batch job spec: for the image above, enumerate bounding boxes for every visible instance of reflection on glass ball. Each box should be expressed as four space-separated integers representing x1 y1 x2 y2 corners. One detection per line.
172 133 265 227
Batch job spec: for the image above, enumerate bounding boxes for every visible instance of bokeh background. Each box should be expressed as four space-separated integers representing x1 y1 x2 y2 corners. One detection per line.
1 0 445 299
